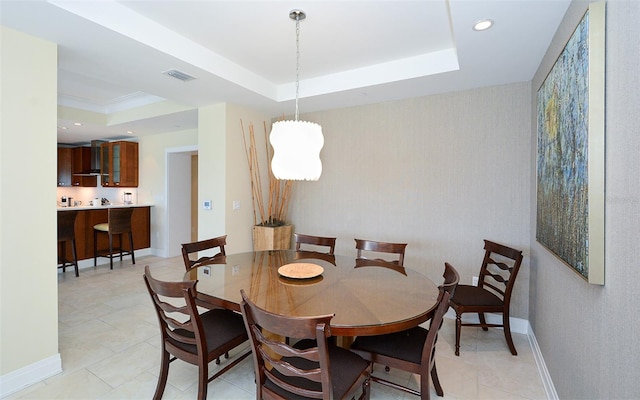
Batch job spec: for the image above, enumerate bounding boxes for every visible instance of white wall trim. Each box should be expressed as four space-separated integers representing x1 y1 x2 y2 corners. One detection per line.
0 354 62 398
528 322 559 400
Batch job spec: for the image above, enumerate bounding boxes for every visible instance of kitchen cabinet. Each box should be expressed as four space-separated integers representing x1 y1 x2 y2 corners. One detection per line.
57 147 72 187
101 141 138 187
71 146 97 187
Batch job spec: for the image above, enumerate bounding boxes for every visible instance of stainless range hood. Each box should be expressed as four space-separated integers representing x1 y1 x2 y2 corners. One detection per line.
73 140 106 176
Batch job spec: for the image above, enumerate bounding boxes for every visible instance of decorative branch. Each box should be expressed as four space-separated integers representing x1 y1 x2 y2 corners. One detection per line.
241 120 293 226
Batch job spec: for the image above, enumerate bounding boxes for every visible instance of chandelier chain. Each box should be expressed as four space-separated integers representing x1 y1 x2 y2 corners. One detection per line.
295 17 300 121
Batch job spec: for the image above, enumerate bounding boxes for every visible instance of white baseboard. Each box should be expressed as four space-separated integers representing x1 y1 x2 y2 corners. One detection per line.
0 354 62 398
528 323 559 400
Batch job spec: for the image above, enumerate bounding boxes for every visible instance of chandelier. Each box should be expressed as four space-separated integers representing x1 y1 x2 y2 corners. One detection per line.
270 9 324 181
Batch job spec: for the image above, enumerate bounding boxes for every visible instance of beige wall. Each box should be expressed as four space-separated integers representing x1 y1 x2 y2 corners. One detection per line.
223 104 273 254
0 27 59 376
138 128 198 256
137 103 271 258
290 83 532 318
529 0 640 398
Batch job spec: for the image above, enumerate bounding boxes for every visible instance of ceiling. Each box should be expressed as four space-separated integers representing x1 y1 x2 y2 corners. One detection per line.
1 0 571 145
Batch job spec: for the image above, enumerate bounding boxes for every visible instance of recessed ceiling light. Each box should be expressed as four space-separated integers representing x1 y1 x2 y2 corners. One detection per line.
60 126 68 130
126 130 134 134
73 122 82 126
473 19 494 31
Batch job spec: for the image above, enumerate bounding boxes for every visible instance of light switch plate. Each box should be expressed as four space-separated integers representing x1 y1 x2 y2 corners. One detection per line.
203 200 212 210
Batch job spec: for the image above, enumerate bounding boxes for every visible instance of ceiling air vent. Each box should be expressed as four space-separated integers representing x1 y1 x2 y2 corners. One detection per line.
162 69 197 82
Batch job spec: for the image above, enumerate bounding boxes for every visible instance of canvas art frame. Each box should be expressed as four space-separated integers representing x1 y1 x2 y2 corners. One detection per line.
536 1 605 285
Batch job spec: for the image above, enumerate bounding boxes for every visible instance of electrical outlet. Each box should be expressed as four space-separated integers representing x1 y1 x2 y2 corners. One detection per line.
232 200 240 210
472 276 479 286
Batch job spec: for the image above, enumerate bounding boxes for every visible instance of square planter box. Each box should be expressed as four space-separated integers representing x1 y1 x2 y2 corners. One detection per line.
252 224 293 251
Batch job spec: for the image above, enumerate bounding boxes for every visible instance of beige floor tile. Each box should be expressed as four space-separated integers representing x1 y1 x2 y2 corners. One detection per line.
9 255 546 400
13 369 112 399
87 341 159 388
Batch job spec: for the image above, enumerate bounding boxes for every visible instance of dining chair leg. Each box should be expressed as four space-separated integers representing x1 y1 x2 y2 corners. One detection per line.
60 243 67 273
455 314 462 356
431 362 443 397
152 350 170 400
108 234 114 269
503 312 517 355
71 238 79 277
479 312 489 331
363 376 371 400
196 363 208 400
93 230 98 266
128 231 135 264
420 367 431 400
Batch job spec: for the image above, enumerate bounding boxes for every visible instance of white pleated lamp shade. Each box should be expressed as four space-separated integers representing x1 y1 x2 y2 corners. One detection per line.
270 120 324 181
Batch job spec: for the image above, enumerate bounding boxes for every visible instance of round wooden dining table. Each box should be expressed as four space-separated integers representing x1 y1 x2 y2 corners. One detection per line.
183 250 440 336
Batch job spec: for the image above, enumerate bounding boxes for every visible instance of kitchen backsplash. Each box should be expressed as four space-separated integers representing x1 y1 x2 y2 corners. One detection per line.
57 187 138 207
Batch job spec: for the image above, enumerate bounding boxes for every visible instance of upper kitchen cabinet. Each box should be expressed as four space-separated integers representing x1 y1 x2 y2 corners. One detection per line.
71 146 97 187
101 141 138 187
57 147 72 187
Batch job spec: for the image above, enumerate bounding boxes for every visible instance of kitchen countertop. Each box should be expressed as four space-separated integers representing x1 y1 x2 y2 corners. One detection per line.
57 203 153 211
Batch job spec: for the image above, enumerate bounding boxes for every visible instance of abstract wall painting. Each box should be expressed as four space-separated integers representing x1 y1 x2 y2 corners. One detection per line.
536 2 605 285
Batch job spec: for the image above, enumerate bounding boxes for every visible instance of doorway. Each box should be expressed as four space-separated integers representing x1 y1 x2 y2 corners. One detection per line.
166 146 198 258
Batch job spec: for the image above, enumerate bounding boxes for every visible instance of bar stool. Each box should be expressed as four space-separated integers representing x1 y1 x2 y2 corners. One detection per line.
93 208 135 269
58 210 79 277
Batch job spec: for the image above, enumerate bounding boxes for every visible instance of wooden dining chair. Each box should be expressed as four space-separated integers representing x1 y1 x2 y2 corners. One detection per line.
181 235 227 271
143 266 250 400
349 263 459 400
93 207 135 269
239 290 371 400
449 239 523 356
355 238 407 266
294 233 336 255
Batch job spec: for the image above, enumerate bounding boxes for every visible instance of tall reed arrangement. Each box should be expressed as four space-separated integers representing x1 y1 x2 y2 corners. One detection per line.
241 120 294 227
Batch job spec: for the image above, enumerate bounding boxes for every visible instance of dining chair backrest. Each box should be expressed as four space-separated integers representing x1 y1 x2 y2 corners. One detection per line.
477 240 523 300
239 290 371 400
181 235 227 271
442 262 460 297
355 239 407 266
422 289 452 396
294 233 336 255
143 265 249 400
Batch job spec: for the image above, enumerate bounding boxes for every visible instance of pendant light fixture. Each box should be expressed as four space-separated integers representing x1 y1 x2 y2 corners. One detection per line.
270 9 324 181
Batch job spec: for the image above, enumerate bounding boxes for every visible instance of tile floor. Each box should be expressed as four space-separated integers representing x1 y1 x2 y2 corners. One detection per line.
8 256 547 399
